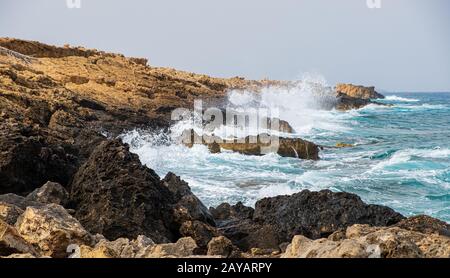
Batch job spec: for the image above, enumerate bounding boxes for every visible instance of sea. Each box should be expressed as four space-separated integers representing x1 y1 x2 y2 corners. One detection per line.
121 78 450 222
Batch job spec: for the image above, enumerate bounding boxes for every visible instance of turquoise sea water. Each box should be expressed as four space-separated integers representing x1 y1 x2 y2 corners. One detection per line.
123 92 450 222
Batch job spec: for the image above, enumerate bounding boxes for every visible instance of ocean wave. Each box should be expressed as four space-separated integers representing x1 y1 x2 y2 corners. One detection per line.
384 95 420 102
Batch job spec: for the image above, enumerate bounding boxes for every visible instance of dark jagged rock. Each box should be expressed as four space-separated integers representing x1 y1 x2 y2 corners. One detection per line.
253 190 405 241
179 220 219 250
211 190 404 251
162 172 215 227
69 140 176 243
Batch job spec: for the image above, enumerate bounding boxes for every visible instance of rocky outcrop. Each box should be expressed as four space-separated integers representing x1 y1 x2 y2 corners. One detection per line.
394 215 450 237
182 129 320 160
282 224 450 258
210 190 404 251
69 140 176 243
253 190 404 241
336 84 384 100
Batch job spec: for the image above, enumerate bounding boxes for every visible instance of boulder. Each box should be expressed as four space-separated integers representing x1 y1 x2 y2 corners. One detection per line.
15 204 93 258
25 181 69 207
80 235 155 258
335 84 384 99
0 202 23 225
207 236 236 257
0 219 39 257
283 224 450 258
146 237 198 258
0 193 42 210
253 190 404 242
70 140 176 243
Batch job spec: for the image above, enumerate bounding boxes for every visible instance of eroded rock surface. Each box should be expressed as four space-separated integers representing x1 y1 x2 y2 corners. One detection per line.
282 224 450 258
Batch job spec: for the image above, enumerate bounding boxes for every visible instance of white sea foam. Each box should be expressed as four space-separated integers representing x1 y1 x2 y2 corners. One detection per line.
384 95 420 102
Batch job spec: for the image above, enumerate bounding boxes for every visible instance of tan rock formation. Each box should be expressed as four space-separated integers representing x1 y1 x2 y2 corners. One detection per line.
15 204 93 258
282 224 450 258
336 84 384 100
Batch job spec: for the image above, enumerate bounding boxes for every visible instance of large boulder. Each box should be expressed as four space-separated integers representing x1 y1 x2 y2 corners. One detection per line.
210 202 281 251
282 224 450 258
15 204 93 258
253 190 404 242
211 190 404 251
70 140 176 243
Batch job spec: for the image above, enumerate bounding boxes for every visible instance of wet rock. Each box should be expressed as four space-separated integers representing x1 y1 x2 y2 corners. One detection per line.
0 219 39 257
253 190 405 242
210 202 254 222
182 129 320 160
70 140 175 243
25 181 69 207
15 204 93 258
336 84 384 99
162 172 215 226
283 224 450 258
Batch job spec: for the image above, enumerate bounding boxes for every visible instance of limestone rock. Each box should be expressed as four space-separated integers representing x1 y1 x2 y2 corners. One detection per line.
15 204 93 258
0 219 38 257
0 202 23 225
182 129 320 160
283 224 450 258
207 236 236 257
336 84 384 99
25 181 69 207
146 237 198 258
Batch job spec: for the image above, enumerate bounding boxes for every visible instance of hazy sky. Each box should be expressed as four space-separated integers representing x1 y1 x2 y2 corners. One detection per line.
1 0 449 92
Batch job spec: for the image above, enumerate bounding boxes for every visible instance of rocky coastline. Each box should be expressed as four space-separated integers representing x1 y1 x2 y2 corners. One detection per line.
1 38 449 258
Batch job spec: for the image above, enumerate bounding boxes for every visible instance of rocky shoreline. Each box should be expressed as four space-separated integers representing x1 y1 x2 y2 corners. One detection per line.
1 38 449 258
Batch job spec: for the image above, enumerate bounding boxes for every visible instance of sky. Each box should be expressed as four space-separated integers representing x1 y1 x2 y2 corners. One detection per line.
0 0 449 92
